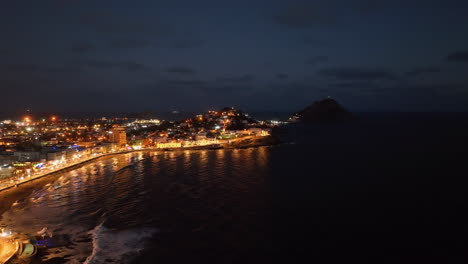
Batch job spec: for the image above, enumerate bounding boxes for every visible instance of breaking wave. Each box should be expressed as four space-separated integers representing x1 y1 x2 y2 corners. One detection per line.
83 222 156 264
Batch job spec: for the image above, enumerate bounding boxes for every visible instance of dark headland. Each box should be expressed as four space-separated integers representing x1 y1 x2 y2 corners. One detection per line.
291 98 354 123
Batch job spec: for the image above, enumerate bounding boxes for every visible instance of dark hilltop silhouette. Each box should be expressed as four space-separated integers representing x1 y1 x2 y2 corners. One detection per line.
292 98 353 123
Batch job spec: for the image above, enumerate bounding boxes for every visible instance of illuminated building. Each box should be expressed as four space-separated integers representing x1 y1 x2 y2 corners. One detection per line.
133 119 161 124
0 166 14 180
109 127 127 146
183 139 220 147
248 128 270 136
156 142 182 148
13 152 42 162
76 141 98 148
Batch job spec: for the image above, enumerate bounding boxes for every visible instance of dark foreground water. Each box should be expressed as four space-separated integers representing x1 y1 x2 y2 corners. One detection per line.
1 113 468 263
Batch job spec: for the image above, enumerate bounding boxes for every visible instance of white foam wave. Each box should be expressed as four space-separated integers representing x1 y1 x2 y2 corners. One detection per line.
84 222 157 264
0 152 157 264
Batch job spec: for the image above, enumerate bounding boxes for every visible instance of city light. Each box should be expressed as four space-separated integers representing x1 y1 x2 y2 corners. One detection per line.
0 229 12 238
0 107 274 193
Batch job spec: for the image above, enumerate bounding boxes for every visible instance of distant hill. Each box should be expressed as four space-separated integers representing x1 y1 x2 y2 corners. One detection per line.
293 98 353 122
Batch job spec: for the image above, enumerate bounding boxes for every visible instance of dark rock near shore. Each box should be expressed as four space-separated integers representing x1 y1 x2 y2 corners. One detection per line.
293 98 353 123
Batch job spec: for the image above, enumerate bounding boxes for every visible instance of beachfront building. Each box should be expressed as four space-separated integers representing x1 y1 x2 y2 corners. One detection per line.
109 127 127 146
156 142 182 149
0 165 14 181
183 138 220 147
248 128 270 136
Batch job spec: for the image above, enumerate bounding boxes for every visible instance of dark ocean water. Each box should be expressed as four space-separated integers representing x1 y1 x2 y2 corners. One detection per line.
1 113 468 263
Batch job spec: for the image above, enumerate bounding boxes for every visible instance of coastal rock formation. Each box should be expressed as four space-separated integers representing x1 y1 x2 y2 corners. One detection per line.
292 98 353 122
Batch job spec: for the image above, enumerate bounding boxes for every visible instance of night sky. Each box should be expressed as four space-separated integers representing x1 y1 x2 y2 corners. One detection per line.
1 0 468 113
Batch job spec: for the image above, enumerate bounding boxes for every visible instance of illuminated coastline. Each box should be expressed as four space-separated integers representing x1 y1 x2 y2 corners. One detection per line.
1 108 276 193
0 149 147 192
0 133 273 193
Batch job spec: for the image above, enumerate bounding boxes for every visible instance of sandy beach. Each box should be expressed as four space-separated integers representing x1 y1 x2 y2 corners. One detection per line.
0 149 154 217
0 172 65 217
0 151 134 217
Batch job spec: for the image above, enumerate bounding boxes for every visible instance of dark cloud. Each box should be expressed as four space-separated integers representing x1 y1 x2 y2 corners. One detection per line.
153 78 254 96
329 81 382 91
77 13 200 50
405 83 462 91
305 56 329 65
109 39 157 49
71 43 95 53
406 67 441 77
272 0 390 29
272 2 334 28
278 82 317 93
83 60 150 71
0 64 82 74
301 37 330 47
171 39 202 49
71 10 208 57
0 78 57 101
446 51 468 62
51 66 85 74
327 82 464 97
198 85 253 94
165 66 197 75
1 64 42 73
276 73 289 79
319 67 397 81
355 0 388 15
77 12 154 35
95 21 147 34
261 82 323 109
216 74 256 83
160 79 207 87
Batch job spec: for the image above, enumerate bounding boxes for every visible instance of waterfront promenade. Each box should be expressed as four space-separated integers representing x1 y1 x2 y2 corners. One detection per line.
0 149 151 193
0 135 271 193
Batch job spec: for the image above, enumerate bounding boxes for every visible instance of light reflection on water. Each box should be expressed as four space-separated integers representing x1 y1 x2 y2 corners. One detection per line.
0 148 272 264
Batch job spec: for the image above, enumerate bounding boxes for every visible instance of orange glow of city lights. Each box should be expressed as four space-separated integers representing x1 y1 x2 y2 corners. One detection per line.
23 116 31 123
51 116 57 122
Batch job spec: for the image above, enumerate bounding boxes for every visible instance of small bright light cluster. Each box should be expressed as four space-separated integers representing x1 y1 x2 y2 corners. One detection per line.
0 228 13 238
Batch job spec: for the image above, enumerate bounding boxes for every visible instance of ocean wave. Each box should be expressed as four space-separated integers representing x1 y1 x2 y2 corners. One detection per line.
83 222 157 264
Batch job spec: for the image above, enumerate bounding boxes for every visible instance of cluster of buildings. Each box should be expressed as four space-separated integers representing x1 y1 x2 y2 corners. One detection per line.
0 107 273 183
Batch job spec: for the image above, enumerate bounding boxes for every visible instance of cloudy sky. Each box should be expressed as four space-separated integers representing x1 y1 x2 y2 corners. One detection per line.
1 0 468 113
